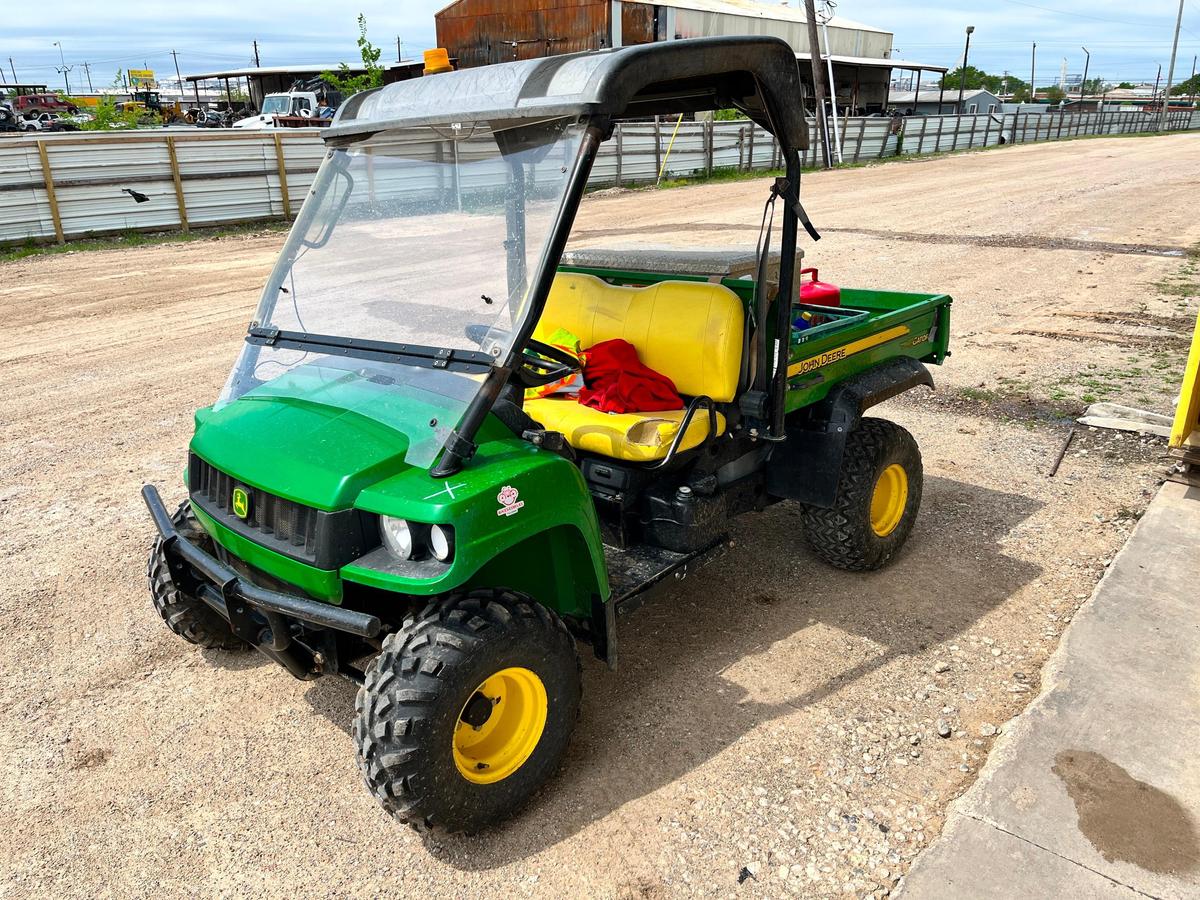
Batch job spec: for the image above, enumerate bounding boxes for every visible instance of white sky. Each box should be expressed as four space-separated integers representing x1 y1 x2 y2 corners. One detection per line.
7 0 1199 92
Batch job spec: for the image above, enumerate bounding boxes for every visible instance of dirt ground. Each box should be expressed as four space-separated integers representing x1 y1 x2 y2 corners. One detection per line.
2 133 1197 899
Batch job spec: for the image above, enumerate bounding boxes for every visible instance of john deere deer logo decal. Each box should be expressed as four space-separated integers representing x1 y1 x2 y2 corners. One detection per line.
232 487 250 519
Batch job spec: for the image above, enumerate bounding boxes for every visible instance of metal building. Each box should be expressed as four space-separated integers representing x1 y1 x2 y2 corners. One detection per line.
888 88 1003 116
434 0 890 67
183 62 426 110
433 0 944 114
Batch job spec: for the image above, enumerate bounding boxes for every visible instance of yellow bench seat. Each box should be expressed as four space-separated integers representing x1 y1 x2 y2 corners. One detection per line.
525 272 745 462
524 397 726 463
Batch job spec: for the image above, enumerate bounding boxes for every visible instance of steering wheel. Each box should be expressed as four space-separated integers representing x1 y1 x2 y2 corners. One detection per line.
516 337 583 388
464 324 583 388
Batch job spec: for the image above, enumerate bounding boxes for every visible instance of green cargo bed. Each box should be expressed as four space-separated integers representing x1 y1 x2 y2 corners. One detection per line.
558 258 951 415
784 288 951 412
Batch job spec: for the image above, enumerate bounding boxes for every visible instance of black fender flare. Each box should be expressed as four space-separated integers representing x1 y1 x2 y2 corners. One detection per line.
765 358 934 508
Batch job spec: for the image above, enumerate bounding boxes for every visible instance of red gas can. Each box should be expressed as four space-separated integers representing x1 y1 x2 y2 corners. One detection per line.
799 267 841 307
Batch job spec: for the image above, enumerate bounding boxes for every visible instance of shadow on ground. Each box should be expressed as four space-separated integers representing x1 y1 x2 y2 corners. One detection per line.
301 474 1042 867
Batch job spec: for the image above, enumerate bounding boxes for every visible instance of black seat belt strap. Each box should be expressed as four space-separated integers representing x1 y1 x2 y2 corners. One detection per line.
791 198 822 242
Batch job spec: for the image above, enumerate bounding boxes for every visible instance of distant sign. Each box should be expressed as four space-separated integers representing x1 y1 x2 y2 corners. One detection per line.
128 69 155 86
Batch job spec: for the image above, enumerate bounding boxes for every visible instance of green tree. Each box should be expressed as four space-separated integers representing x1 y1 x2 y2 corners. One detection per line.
943 66 1029 97
1116 82 1135 90
999 75 1029 97
321 14 385 97
1044 85 1066 103
942 65 993 91
1170 74 1200 97
1081 77 1105 95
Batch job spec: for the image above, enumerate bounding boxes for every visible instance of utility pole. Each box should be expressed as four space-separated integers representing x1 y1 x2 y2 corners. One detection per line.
10 57 19 83
1153 64 1162 104
82 61 94 92
1190 55 1197 105
958 26 975 112
1030 42 1036 103
397 36 403 62
802 0 833 168
1080 47 1090 106
171 49 184 98
252 40 261 67
1159 0 1185 130
818 0 842 163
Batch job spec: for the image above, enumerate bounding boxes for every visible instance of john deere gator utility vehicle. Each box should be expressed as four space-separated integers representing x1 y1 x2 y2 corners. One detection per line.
142 36 951 832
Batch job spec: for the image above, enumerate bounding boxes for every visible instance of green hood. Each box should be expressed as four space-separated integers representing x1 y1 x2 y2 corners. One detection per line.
192 396 413 510
190 363 477 509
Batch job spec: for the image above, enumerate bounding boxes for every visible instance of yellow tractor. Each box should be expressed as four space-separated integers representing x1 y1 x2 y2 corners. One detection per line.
118 91 190 125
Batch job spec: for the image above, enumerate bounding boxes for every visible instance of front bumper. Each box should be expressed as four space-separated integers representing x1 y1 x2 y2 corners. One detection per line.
142 485 382 677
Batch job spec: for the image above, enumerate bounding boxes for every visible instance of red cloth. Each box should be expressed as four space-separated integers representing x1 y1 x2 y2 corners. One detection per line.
578 339 684 414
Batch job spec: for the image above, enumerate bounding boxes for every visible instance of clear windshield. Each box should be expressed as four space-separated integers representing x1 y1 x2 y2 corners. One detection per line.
260 96 290 115
217 117 585 468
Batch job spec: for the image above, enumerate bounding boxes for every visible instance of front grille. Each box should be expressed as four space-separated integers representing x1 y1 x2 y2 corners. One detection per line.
187 453 377 569
189 454 320 556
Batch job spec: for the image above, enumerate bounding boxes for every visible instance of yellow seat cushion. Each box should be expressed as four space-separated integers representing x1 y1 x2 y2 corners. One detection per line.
534 273 745 403
525 397 726 463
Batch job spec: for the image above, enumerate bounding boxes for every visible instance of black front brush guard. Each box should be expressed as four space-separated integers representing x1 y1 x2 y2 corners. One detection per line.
142 485 382 679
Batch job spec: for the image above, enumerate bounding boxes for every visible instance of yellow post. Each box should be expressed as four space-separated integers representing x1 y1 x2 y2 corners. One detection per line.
1169 309 1200 460
656 114 685 185
165 136 189 233
36 140 65 244
273 133 292 219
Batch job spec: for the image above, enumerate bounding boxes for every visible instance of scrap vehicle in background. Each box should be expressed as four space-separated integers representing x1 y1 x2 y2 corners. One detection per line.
20 112 79 132
0 104 21 133
192 109 228 128
14 93 78 117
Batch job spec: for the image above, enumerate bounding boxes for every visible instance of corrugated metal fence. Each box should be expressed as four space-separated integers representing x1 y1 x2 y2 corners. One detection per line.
4 108 1199 246
0 130 325 245
591 108 1200 178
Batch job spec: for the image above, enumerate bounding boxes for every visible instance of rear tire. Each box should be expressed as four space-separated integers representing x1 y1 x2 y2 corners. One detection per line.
801 417 923 571
354 589 581 834
147 500 246 651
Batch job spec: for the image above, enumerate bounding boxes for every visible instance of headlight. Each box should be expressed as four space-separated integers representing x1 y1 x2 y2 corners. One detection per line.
429 524 455 562
380 517 414 559
379 517 453 563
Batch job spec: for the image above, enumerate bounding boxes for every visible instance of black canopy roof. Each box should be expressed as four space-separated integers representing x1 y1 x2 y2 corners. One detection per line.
325 36 809 150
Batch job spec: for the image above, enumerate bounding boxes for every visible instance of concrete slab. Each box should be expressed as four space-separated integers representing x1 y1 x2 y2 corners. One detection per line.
901 481 1200 899
900 815 1143 898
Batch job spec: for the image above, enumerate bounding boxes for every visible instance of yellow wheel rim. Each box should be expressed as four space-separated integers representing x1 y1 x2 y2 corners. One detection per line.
870 463 909 537
453 667 548 784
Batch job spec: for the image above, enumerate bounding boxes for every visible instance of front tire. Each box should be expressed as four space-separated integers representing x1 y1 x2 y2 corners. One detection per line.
354 590 581 833
801 417 923 571
147 499 246 651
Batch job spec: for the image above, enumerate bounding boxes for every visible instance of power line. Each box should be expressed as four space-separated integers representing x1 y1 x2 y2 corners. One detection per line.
897 37 1200 46
998 0 1186 30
